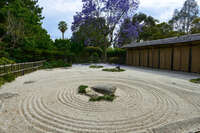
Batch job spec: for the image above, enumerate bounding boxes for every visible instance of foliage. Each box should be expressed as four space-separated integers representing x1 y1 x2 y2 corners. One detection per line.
117 12 188 46
102 68 125 72
0 77 4 87
0 50 9 58
78 85 88 94
58 21 68 39
117 17 142 47
106 48 126 64
191 17 200 33
84 46 103 57
170 0 199 33
2 73 16 82
89 52 100 63
0 73 16 87
72 17 109 48
54 39 71 51
89 65 104 68
190 78 200 84
89 94 115 102
107 57 123 64
42 60 72 69
0 0 54 62
72 0 139 49
107 48 126 57
0 57 15 65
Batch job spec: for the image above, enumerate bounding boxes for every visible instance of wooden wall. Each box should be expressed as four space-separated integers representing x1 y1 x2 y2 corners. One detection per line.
126 42 200 73
191 44 200 73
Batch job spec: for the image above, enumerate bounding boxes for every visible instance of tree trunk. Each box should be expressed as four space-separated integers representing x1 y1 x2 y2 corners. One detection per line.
62 32 64 40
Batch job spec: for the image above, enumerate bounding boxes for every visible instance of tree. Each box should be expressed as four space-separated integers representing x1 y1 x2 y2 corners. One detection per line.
0 0 53 62
58 21 68 39
170 0 199 33
72 17 109 48
116 18 141 47
191 17 200 33
117 12 186 46
72 0 139 48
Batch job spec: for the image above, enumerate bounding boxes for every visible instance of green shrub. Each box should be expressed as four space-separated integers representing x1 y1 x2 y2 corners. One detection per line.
102 68 125 72
84 46 103 57
106 48 126 64
89 94 115 102
89 52 100 63
190 78 200 84
43 60 72 69
89 65 104 68
78 85 88 94
3 73 16 82
0 57 15 65
0 77 5 87
106 48 126 58
0 50 9 58
108 57 124 64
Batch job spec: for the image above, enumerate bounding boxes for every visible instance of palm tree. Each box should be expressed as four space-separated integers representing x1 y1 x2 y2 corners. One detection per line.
58 21 68 39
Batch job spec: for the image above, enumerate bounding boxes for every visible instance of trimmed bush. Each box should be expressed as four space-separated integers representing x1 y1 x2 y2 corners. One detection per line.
190 78 200 84
89 94 115 102
3 74 16 82
78 85 88 94
0 77 5 87
106 48 126 64
84 46 103 57
43 60 72 69
0 73 16 88
89 65 104 68
102 68 125 72
89 52 100 63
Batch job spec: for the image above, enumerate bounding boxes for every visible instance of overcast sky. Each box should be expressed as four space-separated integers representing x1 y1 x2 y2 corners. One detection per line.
38 0 200 40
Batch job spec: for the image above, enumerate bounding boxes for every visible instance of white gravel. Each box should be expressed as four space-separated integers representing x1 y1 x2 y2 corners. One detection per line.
0 64 200 133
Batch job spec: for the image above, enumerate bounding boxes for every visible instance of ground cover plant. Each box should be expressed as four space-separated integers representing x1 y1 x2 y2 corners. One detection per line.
190 78 200 84
78 85 116 102
78 85 88 94
89 65 104 69
102 68 125 72
89 94 116 102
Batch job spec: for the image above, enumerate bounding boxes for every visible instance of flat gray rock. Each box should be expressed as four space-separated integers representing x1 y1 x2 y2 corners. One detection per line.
91 85 116 95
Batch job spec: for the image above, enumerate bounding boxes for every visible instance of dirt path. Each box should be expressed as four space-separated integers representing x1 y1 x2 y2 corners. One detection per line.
0 64 200 133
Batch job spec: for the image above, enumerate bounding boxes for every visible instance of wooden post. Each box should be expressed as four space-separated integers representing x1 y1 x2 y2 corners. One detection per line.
171 47 174 70
188 46 192 72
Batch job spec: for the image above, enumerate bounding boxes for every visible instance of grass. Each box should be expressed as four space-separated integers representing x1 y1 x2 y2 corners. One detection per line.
89 65 104 69
190 78 200 84
89 94 116 102
78 85 88 94
102 68 125 72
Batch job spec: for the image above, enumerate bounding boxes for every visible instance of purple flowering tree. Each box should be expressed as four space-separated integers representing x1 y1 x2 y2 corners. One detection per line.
72 0 140 48
116 18 142 47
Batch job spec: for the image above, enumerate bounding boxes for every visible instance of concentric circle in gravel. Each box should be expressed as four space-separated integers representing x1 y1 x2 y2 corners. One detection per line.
20 77 181 133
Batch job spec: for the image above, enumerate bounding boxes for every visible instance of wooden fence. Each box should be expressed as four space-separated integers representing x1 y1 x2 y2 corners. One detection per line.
0 60 45 77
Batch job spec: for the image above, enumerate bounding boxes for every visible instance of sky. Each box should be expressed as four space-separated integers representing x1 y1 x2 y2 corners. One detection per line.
38 0 200 40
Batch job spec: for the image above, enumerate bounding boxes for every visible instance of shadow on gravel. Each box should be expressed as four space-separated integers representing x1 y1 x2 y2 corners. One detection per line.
24 81 36 84
0 93 18 100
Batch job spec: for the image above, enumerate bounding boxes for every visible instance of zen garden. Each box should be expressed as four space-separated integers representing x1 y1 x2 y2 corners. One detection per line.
1 0 200 133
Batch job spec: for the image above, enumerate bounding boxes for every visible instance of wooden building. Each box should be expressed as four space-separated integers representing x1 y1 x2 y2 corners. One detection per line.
123 34 200 73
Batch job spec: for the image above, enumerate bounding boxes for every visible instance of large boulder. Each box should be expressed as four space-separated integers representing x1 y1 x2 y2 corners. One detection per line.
91 85 117 95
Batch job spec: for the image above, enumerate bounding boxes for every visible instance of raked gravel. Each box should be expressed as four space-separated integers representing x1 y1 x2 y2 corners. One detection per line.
0 64 200 133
